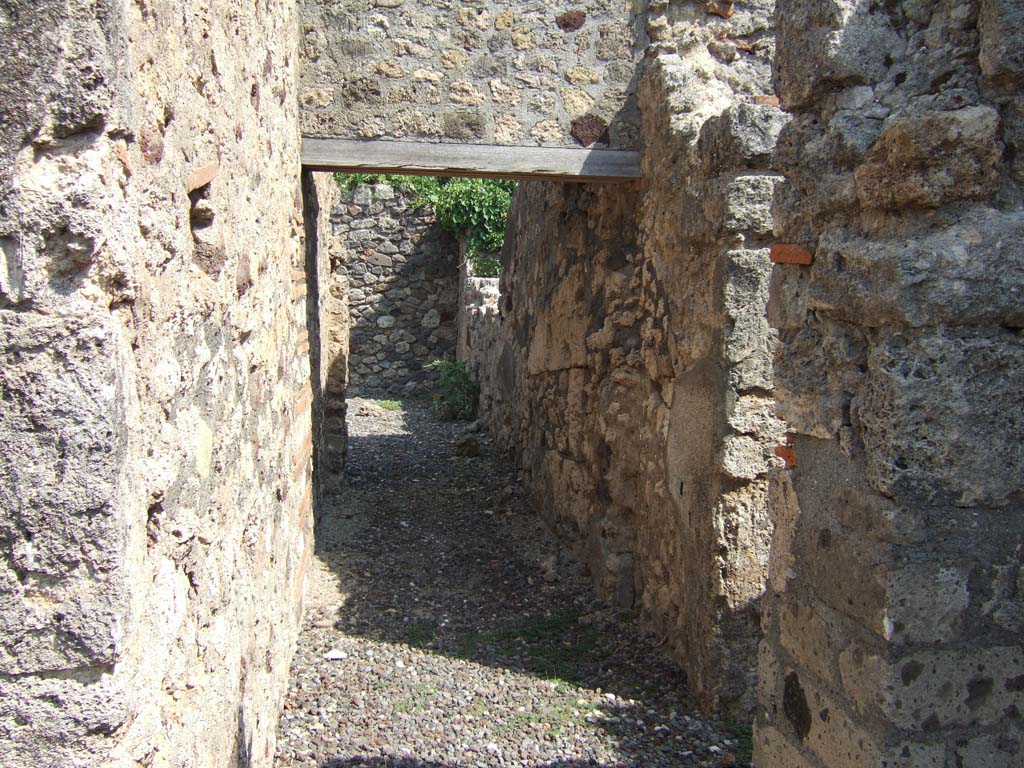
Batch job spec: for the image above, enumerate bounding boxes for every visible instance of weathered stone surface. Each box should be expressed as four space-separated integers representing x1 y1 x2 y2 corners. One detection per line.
305 171 348 495
799 209 1024 328
758 0 1024 765
855 107 1002 209
0 314 127 678
331 183 458 397
458 260 502 375
859 329 1024 507
299 0 644 147
479 4 784 716
979 0 1024 86
1 1 310 765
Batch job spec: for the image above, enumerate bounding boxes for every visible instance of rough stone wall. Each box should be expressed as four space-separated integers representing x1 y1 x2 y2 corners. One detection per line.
0 2 310 766
481 0 785 716
299 0 646 148
305 170 348 497
333 182 459 396
457 252 501 370
755 0 1024 765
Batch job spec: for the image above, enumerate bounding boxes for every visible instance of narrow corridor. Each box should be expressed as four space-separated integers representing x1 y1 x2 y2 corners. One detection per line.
274 399 746 768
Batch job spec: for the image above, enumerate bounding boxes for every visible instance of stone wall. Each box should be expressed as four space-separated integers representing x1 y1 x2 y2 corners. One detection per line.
457 252 501 370
481 0 785 717
299 0 645 148
333 182 459 397
755 0 1024 765
305 171 348 497
0 2 310 766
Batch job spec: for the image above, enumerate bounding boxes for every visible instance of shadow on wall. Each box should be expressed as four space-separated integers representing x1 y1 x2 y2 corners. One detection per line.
334 185 459 398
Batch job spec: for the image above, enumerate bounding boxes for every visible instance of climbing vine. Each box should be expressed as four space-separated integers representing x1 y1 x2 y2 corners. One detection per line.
334 173 514 276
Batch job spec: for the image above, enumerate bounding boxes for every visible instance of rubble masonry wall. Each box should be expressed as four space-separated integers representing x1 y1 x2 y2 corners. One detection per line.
480 0 784 717
755 0 1024 764
299 0 646 148
0 1 312 765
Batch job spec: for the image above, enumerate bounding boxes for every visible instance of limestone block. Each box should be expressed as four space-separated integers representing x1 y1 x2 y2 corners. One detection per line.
859 329 1024 506
723 248 776 390
725 391 773 429
881 645 1024 731
777 599 846 688
698 103 790 174
531 119 563 143
720 434 770 480
773 319 866 439
836 640 887 718
982 550 1024 634
0 312 127 674
774 0 904 109
766 471 800 594
449 80 485 106
979 0 1024 85
561 87 596 117
882 561 970 645
949 730 1023 767
790 670 883 767
806 210 1024 328
854 107 1002 209
489 79 521 106
721 174 780 235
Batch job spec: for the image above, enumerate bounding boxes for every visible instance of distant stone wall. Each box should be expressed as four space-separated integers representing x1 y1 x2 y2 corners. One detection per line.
331 183 459 396
755 0 1024 764
299 0 646 148
0 2 310 766
481 0 784 717
457 253 501 372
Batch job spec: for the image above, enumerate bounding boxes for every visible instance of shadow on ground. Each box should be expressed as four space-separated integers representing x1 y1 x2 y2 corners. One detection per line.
278 399 750 768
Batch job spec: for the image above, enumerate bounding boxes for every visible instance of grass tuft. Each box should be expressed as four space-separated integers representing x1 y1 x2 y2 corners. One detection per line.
402 620 436 648
455 610 602 682
729 722 754 766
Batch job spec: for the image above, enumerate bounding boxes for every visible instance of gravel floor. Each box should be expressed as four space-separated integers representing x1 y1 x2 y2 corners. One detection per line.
275 398 751 768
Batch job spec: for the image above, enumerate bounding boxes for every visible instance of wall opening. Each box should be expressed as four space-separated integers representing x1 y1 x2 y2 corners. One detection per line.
288 168 763 767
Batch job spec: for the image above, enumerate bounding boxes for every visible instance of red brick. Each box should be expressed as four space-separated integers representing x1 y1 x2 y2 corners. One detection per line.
775 445 798 468
770 243 814 265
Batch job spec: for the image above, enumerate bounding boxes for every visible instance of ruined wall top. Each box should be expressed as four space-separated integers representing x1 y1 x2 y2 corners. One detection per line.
299 1 647 149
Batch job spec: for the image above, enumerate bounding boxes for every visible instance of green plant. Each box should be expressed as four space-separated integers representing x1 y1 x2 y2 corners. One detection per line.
334 174 514 275
729 722 754 766
392 682 439 715
402 620 436 647
333 172 442 205
454 610 602 683
374 399 403 412
428 359 479 420
431 178 514 274
469 254 501 278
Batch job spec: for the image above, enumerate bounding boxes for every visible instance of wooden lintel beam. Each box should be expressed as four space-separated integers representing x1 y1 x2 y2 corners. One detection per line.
300 137 642 183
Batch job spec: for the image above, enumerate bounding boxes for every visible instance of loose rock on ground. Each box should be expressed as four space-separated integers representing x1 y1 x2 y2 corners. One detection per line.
275 398 749 768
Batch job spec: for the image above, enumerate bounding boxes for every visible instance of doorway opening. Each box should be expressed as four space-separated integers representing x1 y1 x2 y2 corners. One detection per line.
286 169 755 767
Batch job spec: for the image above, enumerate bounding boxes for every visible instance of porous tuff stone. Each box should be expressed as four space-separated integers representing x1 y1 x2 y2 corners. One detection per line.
0 2 310 766
757 0 1024 765
330 183 458 397
478 2 785 716
299 0 643 148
